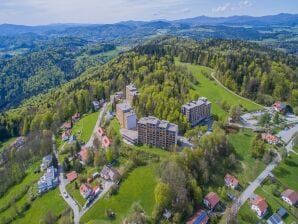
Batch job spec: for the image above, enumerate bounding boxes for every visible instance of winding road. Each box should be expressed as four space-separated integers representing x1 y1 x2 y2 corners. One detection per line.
57 102 110 224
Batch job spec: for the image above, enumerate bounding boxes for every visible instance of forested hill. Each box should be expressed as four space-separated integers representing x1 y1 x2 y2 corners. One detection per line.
0 37 297 143
0 38 116 111
136 37 298 108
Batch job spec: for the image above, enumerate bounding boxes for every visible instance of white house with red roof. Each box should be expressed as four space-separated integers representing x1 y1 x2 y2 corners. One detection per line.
102 136 112 148
80 183 93 199
261 133 279 145
78 147 89 164
72 112 81 122
224 174 239 189
272 102 287 113
204 192 220 210
281 189 298 206
66 171 78 182
250 195 268 218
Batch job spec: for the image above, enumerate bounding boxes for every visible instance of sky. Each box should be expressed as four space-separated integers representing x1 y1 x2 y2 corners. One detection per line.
0 0 297 25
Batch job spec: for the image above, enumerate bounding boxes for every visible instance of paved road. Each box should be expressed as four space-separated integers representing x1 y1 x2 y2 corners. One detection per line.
85 103 108 148
277 124 298 144
58 168 81 224
231 151 281 214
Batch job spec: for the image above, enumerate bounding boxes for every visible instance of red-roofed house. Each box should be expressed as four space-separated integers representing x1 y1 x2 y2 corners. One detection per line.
102 136 112 148
272 102 287 113
100 165 120 182
63 122 72 130
187 210 209 224
204 192 220 209
80 183 93 199
261 133 279 145
281 189 298 206
224 174 239 189
78 147 89 164
62 130 71 141
250 195 268 218
66 171 78 182
72 112 81 122
97 127 105 138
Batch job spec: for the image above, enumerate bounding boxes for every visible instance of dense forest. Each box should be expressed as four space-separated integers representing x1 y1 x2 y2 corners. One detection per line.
0 37 116 110
136 37 298 109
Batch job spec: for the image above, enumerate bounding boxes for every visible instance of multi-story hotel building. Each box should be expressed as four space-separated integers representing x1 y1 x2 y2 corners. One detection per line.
181 97 211 126
126 83 139 105
137 116 178 150
116 102 137 129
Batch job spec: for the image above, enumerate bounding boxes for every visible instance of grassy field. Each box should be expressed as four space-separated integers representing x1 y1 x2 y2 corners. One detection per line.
0 137 16 152
66 181 86 208
237 201 259 224
0 162 68 224
273 152 298 191
14 189 68 224
228 129 265 186
255 185 297 223
81 163 158 223
72 111 99 143
178 62 262 120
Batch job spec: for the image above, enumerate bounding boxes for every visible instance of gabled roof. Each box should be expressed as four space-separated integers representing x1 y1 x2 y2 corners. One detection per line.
78 147 89 162
282 189 298 204
66 171 78 182
224 174 239 186
187 210 209 224
250 195 268 213
204 192 220 208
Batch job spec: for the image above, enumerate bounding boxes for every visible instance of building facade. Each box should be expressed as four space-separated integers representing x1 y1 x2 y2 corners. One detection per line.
181 97 211 126
126 83 139 105
137 116 178 149
116 102 137 129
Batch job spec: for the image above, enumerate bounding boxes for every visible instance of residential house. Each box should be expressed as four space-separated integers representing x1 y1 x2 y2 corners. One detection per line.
187 210 209 224
100 165 120 182
204 192 220 210
80 183 93 199
102 136 112 148
40 154 53 171
62 130 71 141
250 195 268 218
97 127 105 138
68 135 77 144
93 100 100 111
272 102 287 113
267 214 284 224
66 171 78 182
78 147 89 164
72 113 81 122
38 166 58 194
281 189 298 206
224 174 239 189
261 133 279 145
63 122 72 130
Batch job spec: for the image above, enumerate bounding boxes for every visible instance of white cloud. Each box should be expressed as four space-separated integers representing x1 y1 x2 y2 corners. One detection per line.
212 0 253 14
212 3 231 13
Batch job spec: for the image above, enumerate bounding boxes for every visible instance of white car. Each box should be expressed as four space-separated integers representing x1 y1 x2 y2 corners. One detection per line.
63 192 68 198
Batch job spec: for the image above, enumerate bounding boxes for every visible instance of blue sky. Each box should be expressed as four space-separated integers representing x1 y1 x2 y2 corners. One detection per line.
0 0 297 25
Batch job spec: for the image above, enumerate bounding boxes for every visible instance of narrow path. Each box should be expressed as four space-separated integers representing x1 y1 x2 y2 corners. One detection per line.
210 72 265 109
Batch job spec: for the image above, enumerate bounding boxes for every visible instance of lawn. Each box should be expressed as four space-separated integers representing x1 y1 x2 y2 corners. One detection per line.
178 62 262 120
72 111 99 143
255 185 297 223
273 152 298 191
0 162 68 224
228 129 265 186
0 137 16 152
66 181 86 208
13 189 68 224
237 201 259 224
81 163 158 223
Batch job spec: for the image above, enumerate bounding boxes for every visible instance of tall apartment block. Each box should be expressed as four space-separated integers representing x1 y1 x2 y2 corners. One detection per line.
126 83 139 105
137 116 178 150
116 102 137 129
181 97 211 126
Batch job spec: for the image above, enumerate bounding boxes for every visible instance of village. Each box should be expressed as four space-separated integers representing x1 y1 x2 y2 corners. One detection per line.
17 81 296 224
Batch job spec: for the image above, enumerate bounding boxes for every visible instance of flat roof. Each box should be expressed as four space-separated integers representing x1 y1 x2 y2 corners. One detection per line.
138 116 178 132
116 102 131 111
182 97 211 109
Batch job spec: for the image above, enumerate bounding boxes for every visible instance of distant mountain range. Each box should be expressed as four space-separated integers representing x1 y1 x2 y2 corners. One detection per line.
0 13 297 36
